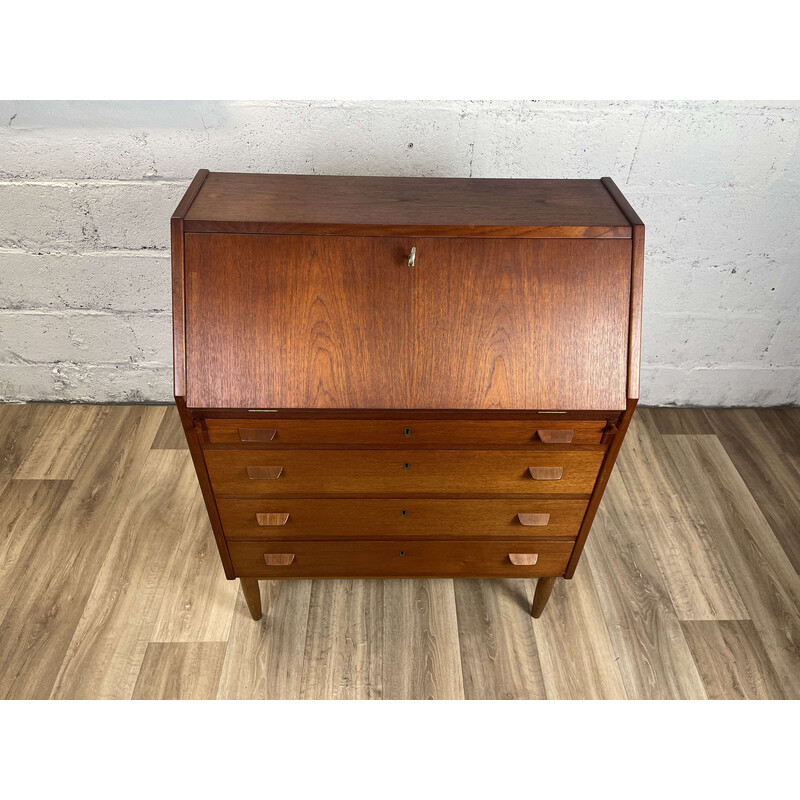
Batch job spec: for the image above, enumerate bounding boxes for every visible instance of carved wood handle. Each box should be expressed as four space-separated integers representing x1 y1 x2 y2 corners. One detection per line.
517 513 551 526
238 427 277 442
247 466 283 480
263 553 295 566
509 553 538 566
528 466 563 481
537 429 574 444
256 512 290 526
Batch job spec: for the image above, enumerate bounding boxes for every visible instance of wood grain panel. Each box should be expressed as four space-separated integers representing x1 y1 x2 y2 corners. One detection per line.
585 472 707 700
527 567 627 700
152 405 188 449
454 579 546 699
0 403 53 496
184 234 631 410
205 418 606 446
300 580 384 699
663 434 800 697
205 449 603 497
150 492 238 643
183 173 632 238
228 539 573 578
132 642 226 700
14 404 109 479
383 579 464 699
707 409 800 573
681 620 788 700
216 580 312 699
0 479 72 627
0 406 163 699
51 449 198 700
616 412 748 620
217 498 588 540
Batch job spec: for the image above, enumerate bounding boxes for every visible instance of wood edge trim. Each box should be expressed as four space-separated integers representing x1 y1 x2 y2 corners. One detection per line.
175 397 235 578
628 225 645 400
600 177 644 227
182 220 632 239
172 169 210 221
564 398 637 578
172 170 209 399
600 178 644 401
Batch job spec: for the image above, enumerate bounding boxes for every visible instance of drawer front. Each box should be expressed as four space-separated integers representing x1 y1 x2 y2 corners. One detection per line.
205 419 606 446
228 539 574 578
217 498 588 540
204 450 604 497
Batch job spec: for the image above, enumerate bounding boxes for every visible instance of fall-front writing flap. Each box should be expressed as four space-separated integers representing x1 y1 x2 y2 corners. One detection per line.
183 233 632 410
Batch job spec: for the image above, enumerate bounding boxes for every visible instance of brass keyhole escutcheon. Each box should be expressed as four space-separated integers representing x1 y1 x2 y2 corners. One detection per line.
400 550 405 556
401 509 407 517
403 463 409 470
404 428 411 436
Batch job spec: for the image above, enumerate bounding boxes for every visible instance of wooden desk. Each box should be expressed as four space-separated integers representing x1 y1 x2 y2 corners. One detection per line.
172 172 644 620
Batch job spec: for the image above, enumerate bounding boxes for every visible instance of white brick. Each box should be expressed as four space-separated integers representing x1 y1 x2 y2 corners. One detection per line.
0 311 171 365
0 250 170 310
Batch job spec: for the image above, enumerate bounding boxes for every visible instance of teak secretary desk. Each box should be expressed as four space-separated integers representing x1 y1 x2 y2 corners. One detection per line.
172 171 644 621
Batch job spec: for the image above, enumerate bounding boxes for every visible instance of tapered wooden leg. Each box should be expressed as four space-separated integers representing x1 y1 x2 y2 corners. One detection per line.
240 578 262 620
531 576 557 618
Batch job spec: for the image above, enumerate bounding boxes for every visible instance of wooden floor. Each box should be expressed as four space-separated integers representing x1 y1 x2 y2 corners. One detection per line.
0 404 798 700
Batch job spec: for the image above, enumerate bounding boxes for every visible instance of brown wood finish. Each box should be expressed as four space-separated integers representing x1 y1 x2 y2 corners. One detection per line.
531 576 557 618
205 449 604 497
229 539 574 578
184 173 632 238
239 577 262 621
217 498 587 541
170 172 644 622
184 234 631 411
206 418 606 446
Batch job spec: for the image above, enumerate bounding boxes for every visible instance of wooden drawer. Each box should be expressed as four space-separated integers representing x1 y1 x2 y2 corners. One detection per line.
204 449 604 497
217 498 588 540
205 419 607 446
228 539 575 578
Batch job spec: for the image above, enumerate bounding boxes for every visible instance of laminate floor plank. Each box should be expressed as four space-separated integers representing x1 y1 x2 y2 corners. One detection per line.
617 411 748 621
707 409 800 573
454 578 546 700
132 642 227 700
151 405 187 450
586 472 707 700
383 579 465 700
50 447 197 700
216 580 313 700
527 569 627 700
651 407 714 435
0 403 53 496
150 491 238 643
681 620 788 700
0 406 164 700
664 434 800 697
14 404 109 480
756 408 800 472
0 479 72 626
300 580 384 700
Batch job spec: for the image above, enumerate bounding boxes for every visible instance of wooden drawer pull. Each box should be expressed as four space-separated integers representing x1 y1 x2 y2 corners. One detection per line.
517 513 551 526
509 553 538 566
256 512 290 526
537 429 574 444
263 553 295 566
528 466 563 481
247 466 283 480
238 427 277 442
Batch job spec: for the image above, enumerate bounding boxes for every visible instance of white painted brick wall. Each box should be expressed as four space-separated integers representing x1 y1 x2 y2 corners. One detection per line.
1 100 798 405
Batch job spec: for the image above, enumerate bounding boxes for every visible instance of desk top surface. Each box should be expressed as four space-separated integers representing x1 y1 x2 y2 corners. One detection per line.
178 172 636 238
